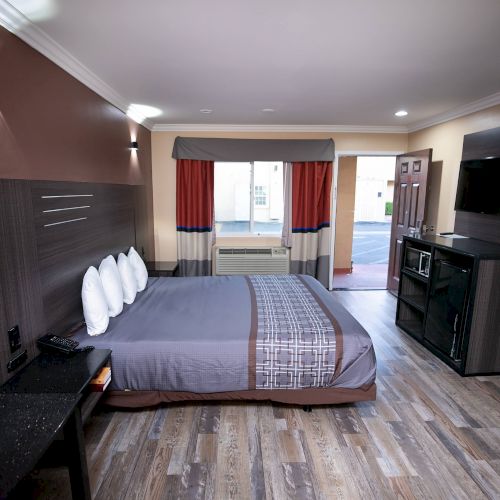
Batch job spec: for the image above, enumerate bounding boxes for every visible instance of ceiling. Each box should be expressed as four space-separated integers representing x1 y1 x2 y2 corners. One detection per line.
2 0 500 130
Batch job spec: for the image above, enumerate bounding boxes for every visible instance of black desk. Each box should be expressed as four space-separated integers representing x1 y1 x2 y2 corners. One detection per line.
1 349 111 395
0 393 84 499
0 349 112 499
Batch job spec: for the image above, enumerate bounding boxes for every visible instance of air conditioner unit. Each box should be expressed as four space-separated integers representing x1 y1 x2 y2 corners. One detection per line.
215 247 290 275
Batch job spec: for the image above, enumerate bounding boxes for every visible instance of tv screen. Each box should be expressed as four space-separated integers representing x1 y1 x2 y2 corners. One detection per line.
455 158 500 215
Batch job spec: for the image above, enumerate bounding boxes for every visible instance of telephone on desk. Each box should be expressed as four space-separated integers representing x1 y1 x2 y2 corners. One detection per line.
37 334 94 355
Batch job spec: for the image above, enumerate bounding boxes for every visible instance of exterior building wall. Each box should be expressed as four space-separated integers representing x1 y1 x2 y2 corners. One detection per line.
215 162 283 223
354 157 395 222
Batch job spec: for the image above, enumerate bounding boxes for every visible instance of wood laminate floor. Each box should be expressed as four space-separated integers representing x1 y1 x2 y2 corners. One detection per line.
18 291 500 499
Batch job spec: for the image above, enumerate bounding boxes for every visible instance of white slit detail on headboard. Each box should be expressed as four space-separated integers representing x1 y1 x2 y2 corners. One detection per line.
41 194 94 198
43 206 91 213
44 217 88 227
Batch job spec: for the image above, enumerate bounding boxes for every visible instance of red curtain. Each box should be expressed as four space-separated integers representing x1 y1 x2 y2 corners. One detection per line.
176 159 214 231
292 161 332 232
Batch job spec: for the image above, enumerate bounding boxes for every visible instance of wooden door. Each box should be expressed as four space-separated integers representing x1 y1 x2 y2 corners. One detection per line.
387 149 432 294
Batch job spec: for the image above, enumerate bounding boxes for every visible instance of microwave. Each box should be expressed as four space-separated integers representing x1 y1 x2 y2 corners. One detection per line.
404 247 431 277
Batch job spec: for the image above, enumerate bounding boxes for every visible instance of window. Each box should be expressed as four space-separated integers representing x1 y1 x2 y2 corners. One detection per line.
215 161 284 235
254 186 267 206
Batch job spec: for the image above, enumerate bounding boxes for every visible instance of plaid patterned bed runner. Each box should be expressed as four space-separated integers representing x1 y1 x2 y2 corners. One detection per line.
246 275 336 389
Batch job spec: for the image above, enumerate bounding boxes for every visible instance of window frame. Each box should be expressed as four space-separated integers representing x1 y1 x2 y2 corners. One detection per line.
215 161 283 237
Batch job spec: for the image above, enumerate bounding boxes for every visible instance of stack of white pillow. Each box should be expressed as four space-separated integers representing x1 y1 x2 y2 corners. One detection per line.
82 247 149 336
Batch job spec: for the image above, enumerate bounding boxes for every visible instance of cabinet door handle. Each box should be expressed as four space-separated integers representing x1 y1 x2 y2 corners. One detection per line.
453 313 459 333
450 333 457 358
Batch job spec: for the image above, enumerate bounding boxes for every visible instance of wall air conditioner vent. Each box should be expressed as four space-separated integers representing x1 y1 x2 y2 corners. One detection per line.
219 248 273 255
215 247 290 275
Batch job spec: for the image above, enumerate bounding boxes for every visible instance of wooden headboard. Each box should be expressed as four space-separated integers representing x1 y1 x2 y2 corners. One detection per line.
32 181 137 335
0 179 141 383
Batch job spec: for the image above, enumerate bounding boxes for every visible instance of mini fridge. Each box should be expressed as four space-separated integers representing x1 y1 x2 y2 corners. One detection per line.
424 260 471 361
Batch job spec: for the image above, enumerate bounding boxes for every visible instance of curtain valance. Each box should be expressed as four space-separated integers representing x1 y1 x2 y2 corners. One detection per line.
172 137 335 162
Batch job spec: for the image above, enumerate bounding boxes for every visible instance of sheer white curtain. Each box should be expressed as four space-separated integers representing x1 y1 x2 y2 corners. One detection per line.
281 162 293 248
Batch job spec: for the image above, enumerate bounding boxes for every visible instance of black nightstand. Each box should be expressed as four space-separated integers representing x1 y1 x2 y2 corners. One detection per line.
146 260 178 277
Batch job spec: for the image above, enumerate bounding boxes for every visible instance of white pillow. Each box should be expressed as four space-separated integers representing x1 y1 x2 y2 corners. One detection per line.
82 266 109 336
117 253 137 304
99 255 124 317
127 246 148 292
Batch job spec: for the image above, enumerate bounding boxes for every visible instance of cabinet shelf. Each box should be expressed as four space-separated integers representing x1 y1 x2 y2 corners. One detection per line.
396 298 425 340
81 391 103 425
401 268 428 283
396 319 424 339
399 294 426 312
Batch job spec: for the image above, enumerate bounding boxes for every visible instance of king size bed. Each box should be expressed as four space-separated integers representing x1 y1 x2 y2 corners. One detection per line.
72 273 376 408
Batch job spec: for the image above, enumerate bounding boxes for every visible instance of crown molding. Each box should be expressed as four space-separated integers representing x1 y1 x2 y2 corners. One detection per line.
407 91 500 133
0 0 154 130
152 123 409 133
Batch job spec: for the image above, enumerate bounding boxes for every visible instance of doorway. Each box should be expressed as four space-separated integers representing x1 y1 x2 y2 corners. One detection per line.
333 156 396 289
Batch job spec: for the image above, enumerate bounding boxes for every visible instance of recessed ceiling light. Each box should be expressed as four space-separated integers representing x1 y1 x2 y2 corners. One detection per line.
395 110 408 117
262 108 275 113
127 104 162 124
200 109 213 114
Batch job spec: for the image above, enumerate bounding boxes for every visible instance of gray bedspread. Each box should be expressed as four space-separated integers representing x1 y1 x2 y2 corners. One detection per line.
73 275 376 392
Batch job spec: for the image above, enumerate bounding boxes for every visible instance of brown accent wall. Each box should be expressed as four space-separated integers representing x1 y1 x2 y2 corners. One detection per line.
0 25 154 257
0 26 154 381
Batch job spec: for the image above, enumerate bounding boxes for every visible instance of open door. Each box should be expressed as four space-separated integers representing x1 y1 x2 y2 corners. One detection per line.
387 149 432 294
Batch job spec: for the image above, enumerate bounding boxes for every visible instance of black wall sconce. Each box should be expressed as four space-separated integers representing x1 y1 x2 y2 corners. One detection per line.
130 141 139 150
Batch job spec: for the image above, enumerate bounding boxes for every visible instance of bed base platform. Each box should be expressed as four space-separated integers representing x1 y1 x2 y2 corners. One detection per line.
103 383 376 408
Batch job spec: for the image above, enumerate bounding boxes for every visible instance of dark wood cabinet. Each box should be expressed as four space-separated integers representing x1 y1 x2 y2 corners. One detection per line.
396 235 500 375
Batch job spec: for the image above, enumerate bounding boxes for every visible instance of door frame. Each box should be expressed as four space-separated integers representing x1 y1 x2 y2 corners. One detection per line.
328 150 405 290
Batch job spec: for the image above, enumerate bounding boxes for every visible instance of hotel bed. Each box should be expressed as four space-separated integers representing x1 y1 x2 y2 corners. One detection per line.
73 274 376 407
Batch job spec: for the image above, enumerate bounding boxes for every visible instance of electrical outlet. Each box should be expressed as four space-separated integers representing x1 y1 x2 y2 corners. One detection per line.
8 325 21 353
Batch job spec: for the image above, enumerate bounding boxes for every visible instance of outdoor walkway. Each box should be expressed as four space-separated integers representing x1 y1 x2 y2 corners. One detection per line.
352 221 391 264
333 221 391 289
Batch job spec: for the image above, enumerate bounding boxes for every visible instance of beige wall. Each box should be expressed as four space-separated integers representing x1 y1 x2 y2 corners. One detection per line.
334 156 357 269
151 131 408 260
408 105 500 233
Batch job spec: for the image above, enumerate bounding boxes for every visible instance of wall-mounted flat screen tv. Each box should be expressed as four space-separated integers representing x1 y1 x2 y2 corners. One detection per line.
455 158 500 215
